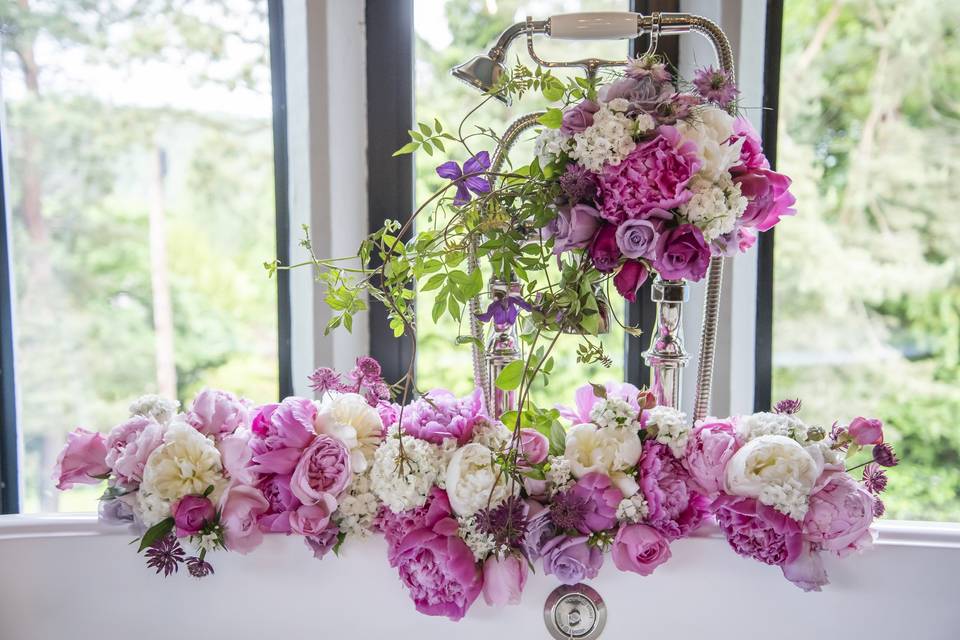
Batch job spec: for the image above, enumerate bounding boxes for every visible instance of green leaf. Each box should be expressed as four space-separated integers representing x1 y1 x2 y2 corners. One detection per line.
537 108 563 129
421 273 446 292
419 121 431 136
434 118 443 133
409 129 424 142
548 420 567 457
422 141 433 156
541 77 565 102
500 410 519 430
432 295 446 323
137 518 175 553
495 360 524 391
392 141 419 156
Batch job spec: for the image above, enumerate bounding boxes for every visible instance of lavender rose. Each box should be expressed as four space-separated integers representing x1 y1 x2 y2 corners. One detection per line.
171 495 216 537
550 203 601 254
682 419 740 496
615 218 659 259
652 224 711 281
611 523 672 576
291 434 352 505
521 502 556 561
803 472 875 556
289 494 337 537
561 99 600 134
613 260 648 302
305 524 341 560
53 427 109 490
541 534 604 585
589 224 621 272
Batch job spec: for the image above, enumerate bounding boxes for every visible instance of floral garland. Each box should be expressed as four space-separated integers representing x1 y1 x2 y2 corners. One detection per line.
55 359 897 620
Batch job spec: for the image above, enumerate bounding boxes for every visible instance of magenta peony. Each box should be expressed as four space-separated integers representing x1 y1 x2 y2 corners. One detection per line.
614 260 649 302
249 398 317 475
53 427 109 490
733 168 795 233
683 419 740 496
639 442 710 541
290 435 351 505
186 388 249 438
171 495 216 537
257 473 299 533
104 416 163 486
541 534 604 585
400 388 486 446
803 472 875 556
482 554 528 607
653 223 711 281
611 523 672 576
219 483 269 554
598 126 700 223
568 472 621 534
730 116 768 172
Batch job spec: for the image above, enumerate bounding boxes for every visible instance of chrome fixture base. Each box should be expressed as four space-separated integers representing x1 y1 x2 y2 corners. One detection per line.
642 279 690 410
543 583 607 640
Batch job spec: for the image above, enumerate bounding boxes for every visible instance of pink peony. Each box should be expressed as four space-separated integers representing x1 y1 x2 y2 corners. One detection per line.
568 472 621 534
171 495 215 537
848 417 884 446
289 494 338 537
803 472 875 556
391 488 482 620
53 428 109 490
219 483 269 554
598 126 701 223
652 223 711 281
400 388 486 446
613 260 649 302
249 398 317 475
558 381 642 425
104 416 163 486
730 116 769 171
375 490 443 560
733 168 795 232
187 388 249 438
519 429 549 466
482 554 528 606
714 495 802 566
683 419 740 496
541 535 604 585
257 473 299 533
377 402 401 429
639 442 710 541
290 435 351 505
611 523 672 576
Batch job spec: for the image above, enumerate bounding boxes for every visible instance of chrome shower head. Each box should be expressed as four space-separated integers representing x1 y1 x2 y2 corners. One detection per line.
451 54 511 105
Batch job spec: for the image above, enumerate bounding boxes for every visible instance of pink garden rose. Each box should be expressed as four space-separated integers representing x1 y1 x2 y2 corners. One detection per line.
219 483 270 554
733 168 795 233
803 472 875 556
588 223 621 272
400 388 486 446
289 494 338 537
482 555 528 607
652 223 711 281
249 398 317 475
519 429 549 466
568 472 621 534
561 99 600 134
683 419 740 496
613 260 649 302
541 535 604 585
391 488 482 620
611 523 672 576
53 427 109 490
290 435 351 505
257 473 299 533
104 416 163 486
550 203 601 254
640 442 710 541
187 388 249 438
598 126 700 223
171 495 215 537
558 381 642 425
848 417 884 446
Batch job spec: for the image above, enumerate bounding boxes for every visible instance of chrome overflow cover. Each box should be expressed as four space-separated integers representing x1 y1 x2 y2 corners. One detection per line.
543 584 606 640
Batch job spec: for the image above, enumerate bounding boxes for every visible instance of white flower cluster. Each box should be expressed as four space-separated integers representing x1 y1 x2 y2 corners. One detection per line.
129 394 179 425
458 515 500 562
471 419 512 452
370 431 445 513
569 103 637 172
589 397 642 431
736 412 814 445
545 455 573 492
616 494 650 524
676 105 744 181
680 174 747 242
336 473 380 539
192 530 222 553
533 127 571 167
647 406 692 458
635 112 656 134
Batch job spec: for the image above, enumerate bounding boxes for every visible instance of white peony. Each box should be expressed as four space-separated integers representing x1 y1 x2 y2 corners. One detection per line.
444 443 516 517
316 392 384 474
369 431 443 513
564 423 642 496
724 435 824 520
137 420 226 527
129 394 180 425
676 105 744 181
647 406 692 458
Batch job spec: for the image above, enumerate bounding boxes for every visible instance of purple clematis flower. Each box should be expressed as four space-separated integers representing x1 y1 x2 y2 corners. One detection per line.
436 151 492 206
476 293 532 326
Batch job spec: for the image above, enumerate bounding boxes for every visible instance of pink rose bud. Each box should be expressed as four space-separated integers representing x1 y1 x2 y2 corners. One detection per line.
611 523 672 576
848 417 883 446
171 495 216 537
53 428 109 490
482 554 528 607
519 429 549 466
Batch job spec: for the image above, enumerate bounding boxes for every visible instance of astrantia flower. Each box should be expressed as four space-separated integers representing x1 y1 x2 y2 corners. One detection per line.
308 367 343 394
873 498 885 517
186 556 214 578
477 497 529 548
872 443 899 468
549 489 589 532
692 65 739 107
476 292 532 326
145 534 186 577
862 463 887 494
436 151 491 206
559 163 598 203
774 398 803 415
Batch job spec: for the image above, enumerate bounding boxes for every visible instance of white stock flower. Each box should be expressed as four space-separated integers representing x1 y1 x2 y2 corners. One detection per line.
736 411 813 445
545 455 573 492
635 112 656 134
336 472 380 539
676 105 744 181
607 97 630 112
616 494 649 523
564 423 642 496
444 443 516 517
534 127 571 166
129 394 180 425
471 419 512 452
458 514 499 561
724 435 824 520
679 174 747 242
370 431 443 513
137 419 226 527
316 392 384 474
569 104 637 172
589 397 641 431
646 406 692 458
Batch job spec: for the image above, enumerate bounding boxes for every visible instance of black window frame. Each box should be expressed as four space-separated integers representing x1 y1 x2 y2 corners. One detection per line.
0 1 293 513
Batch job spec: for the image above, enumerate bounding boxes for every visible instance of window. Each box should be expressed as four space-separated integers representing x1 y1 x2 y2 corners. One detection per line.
768 1 960 521
0 0 285 513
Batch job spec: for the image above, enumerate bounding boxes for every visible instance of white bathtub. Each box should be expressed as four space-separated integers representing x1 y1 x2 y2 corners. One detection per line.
1 515 958 639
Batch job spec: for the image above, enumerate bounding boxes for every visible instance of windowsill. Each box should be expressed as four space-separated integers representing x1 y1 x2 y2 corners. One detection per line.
2 513 959 548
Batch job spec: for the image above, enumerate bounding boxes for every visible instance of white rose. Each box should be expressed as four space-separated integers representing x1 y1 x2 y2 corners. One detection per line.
137 420 226 526
676 105 744 181
564 423 642 496
724 435 824 519
444 443 515 517
316 392 384 474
